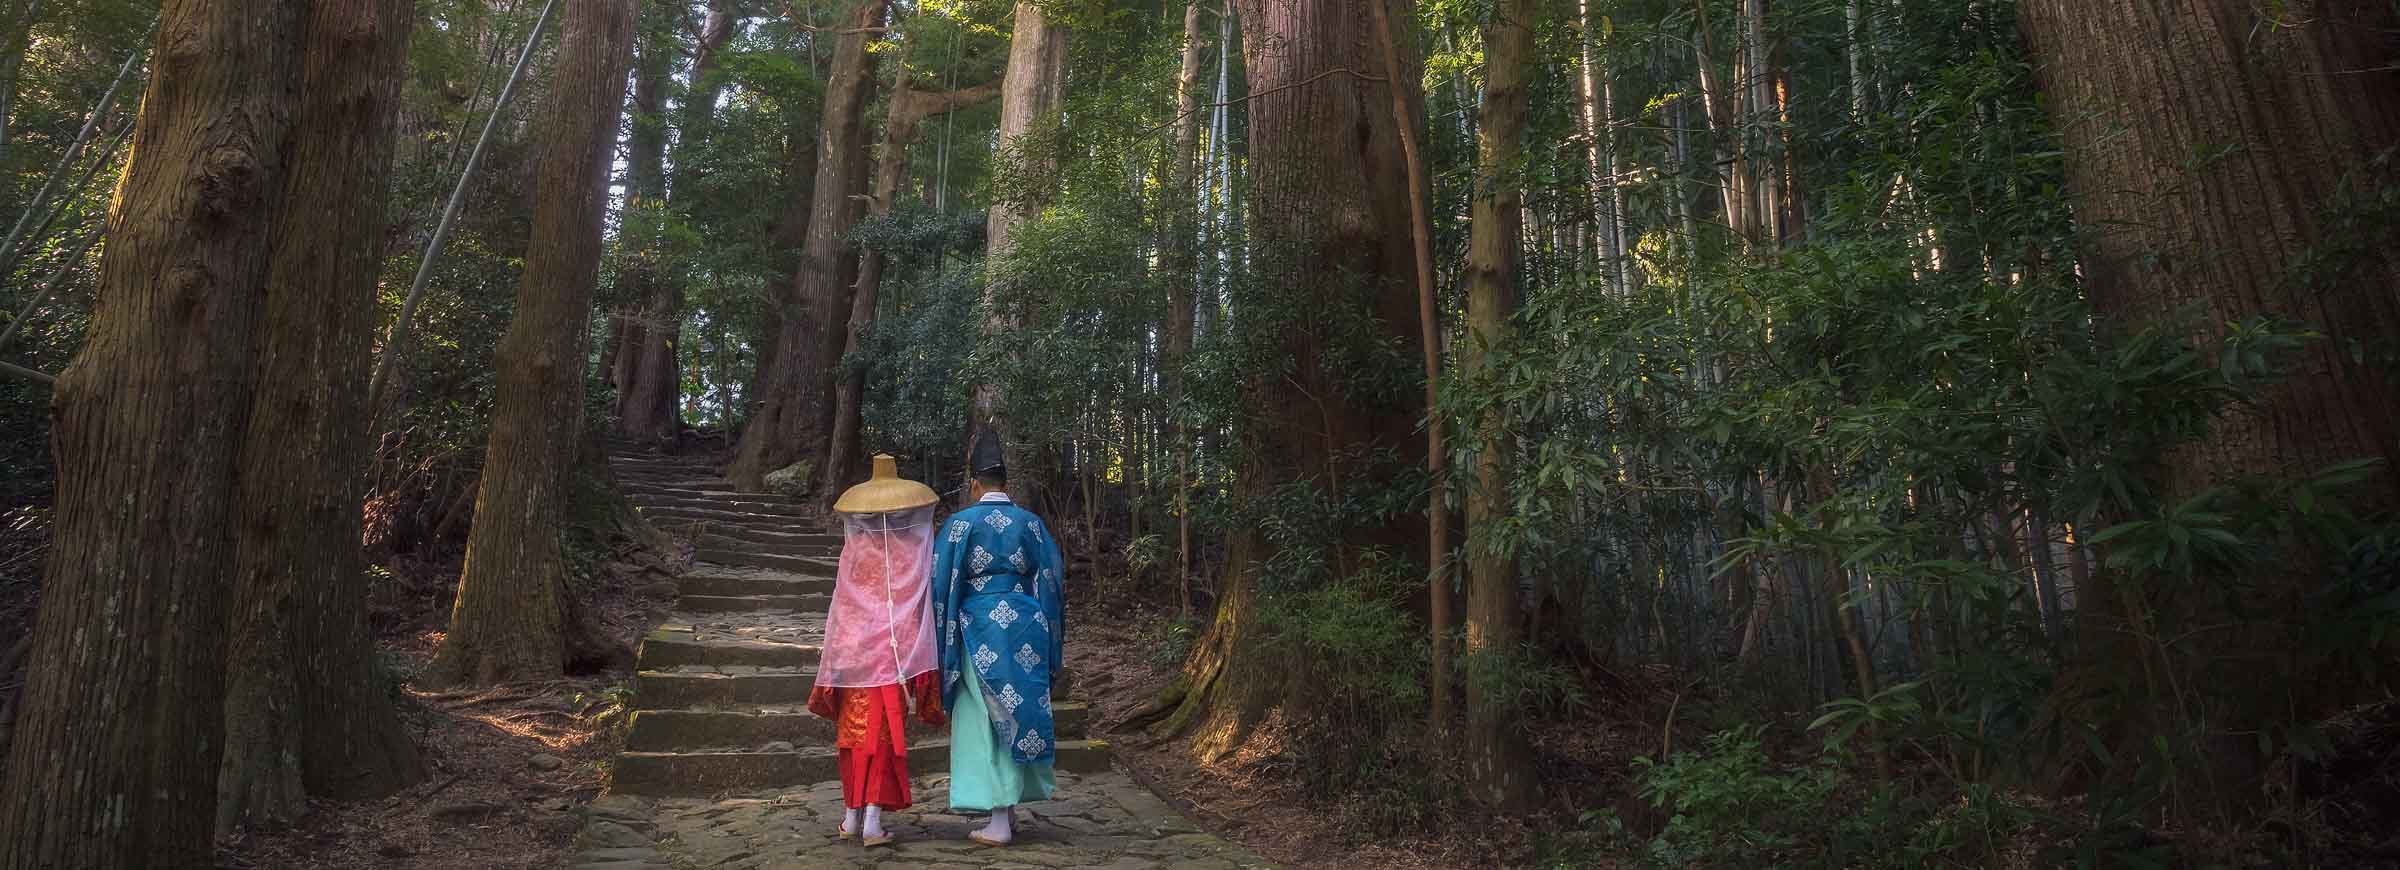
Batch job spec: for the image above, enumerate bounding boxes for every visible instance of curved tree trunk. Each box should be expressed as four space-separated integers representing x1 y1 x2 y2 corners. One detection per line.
2019 0 2400 805
1152 0 1428 753
0 2 303 864
428 0 637 687
725 0 888 492
216 0 422 834
821 80 1001 498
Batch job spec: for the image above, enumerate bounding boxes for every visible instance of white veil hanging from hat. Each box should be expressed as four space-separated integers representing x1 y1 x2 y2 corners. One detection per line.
814 506 941 688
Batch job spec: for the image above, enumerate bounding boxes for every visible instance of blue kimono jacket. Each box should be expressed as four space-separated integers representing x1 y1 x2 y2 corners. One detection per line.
930 494 1066 764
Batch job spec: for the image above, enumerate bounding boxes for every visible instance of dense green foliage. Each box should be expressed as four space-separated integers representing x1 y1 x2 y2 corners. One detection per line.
3 0 2393 864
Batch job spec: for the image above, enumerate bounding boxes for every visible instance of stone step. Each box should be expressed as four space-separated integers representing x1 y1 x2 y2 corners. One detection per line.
619 483 787 502
639 636 820 669
693 548 835 575
624 701 1094 752
609 467 720 481
616 480 723 495
674 592 830 614
640 519 825 541
625 705 828 751
619 483 729 499
630 493 810 518
694 534 837 560
634 506 824 532
607 461 720 477
606 452 718 467
679 568 834 597
611 739 1113 796
694 525 843 550
635 666 817 708
608 453 717 468
611 470 729 487
639 617 825 669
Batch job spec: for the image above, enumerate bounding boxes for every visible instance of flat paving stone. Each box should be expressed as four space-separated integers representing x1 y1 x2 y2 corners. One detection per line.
602 770 1273 870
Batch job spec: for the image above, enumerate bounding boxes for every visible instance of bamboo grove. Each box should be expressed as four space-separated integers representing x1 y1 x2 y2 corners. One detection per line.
0 0 2395 865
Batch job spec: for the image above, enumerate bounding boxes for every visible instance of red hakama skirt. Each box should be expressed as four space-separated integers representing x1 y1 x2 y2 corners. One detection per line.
809 672 943 811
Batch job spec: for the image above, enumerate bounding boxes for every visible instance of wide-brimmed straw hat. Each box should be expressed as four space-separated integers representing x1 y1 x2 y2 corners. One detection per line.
833 454 938 514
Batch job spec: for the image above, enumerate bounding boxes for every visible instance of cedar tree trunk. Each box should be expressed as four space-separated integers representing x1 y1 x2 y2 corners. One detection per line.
428 0 638 686
216 0 422 833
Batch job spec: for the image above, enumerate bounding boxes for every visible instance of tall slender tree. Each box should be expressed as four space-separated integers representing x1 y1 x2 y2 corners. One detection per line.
823 78 1002 495
216 0 422 832
0 2 305 864
968 0 1069 492
1163 0 1209 615
726 0 889 492
429 0 639 686
1460 0 1541 809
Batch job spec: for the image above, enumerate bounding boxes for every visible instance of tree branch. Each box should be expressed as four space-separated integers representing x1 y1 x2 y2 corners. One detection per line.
893 79 1003 123
0 359 52 385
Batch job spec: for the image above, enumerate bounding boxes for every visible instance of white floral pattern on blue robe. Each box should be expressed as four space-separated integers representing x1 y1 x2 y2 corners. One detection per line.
931 495 1065 764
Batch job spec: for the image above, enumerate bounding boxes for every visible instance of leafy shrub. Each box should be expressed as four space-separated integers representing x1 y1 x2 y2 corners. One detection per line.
1632 727 1839 867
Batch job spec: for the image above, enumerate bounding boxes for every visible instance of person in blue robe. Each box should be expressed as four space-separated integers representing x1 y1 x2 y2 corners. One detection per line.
930 431 1065 846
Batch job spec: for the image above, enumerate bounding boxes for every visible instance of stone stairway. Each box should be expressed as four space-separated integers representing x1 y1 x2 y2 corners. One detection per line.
602 447 1108 798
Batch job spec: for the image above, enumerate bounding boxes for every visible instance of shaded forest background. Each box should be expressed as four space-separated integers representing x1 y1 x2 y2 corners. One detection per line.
0 0 2396 867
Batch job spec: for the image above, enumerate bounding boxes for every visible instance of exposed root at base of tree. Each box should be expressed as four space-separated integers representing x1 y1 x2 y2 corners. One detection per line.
1073 617 1564 870
215 666 628 870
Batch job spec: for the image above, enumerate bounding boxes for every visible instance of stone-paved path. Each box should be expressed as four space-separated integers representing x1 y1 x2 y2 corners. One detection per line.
571 446 1270 869
575 770 1272 870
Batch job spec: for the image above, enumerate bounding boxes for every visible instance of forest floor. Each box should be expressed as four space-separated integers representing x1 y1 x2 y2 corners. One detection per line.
1066 594 1662 870
217 524 685 869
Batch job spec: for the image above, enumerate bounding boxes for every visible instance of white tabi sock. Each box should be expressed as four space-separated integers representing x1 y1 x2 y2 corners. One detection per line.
863 805 885 838
841 807 860 836
975 805 1015 843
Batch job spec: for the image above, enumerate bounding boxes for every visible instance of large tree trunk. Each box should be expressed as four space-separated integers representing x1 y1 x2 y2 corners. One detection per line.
751 114 821 413
2019 0 2400 802
216 0 422 834
822 80 1001 497
616 0 744 446
725 0 887 491
0 2 304 864
428 0 637 687
1150 0 1427 753
1460 0 1540 810
967 0 1068 494
609 6 678 445
2020 0 2400 514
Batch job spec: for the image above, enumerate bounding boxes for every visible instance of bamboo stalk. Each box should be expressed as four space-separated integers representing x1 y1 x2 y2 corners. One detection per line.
369 0 560 413
0 25 146 272
0 228 101 354
0 117 131 277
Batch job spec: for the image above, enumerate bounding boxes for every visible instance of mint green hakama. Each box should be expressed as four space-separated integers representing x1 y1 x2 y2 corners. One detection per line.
948 668 1055 811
